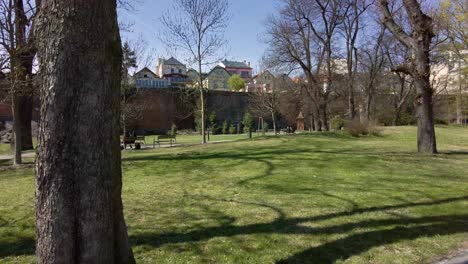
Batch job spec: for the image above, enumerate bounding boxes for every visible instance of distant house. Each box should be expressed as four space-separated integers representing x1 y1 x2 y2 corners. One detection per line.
156 57 190 88
202 66 231 91
431 50 467 95
133 67 171 89
186 69 200 85
246 71 294 93
157 57 187 77
246 70 276 93
134 67 158 79
218 60 253 80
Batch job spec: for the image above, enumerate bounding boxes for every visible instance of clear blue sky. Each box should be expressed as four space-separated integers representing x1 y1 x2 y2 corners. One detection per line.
121 0 278 73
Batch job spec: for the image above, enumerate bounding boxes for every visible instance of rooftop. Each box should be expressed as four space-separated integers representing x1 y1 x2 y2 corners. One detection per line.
220 60 251 69
160 57 185 66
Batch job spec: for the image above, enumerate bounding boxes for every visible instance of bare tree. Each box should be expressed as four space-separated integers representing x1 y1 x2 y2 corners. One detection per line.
264 0 347 131
160 0 229 144
128 35 156 70
358 24 386 121
0 0 40 164
121 85 149 137
341 0 372 120
249 89 281 135
35 0 134 262
383 40 414 126
379 0 437 153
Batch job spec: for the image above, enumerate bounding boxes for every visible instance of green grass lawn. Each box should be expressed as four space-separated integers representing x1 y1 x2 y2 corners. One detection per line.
0 126 467 263
0 143 12 155
143 132 273 146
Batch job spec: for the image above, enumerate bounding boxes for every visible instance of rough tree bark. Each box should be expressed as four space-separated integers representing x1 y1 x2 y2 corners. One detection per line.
35 0 135 263
379 0 437 153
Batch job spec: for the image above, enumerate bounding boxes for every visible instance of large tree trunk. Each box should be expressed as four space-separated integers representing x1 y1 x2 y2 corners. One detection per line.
365 91 372 121
392 107 401 126
10 95 34 160
35 1 135 263
412 13 437 154
11 95 22 165
379 0 437 154
348 84 356 120
319 102 329 131
415 89 437 153
18 95 33 150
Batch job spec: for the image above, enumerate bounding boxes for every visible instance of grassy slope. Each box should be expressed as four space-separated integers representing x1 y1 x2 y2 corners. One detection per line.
0 126 467 263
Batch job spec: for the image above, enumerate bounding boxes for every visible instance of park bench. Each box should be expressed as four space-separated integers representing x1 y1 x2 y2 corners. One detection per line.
135 136 146 146
121 135 146 150
121 136 136 150
154 135 176 148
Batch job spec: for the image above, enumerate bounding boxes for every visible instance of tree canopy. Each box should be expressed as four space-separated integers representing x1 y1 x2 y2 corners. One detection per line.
228 74 246 91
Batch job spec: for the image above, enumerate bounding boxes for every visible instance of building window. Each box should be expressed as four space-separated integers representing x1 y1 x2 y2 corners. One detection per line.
171 68 175 74
213 80 218 89
178 69 182 74
241 71 250 78
144 74 148 78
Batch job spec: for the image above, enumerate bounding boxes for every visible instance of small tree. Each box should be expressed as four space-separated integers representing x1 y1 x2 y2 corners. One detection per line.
249 90 280 135
263 122 269 136
243 112 254 138
208 112 217 135
222 120 229 134
161 0 229 144
228 74 246 91
229 124 236 134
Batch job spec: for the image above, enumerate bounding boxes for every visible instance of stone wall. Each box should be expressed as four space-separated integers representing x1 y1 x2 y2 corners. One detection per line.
132 89 251 134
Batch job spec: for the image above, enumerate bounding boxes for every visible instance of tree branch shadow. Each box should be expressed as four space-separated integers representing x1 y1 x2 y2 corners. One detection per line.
129 195 468 262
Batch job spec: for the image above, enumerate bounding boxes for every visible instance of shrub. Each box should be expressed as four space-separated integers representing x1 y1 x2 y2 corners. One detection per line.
398 112 416 125
434 118 449 125
229 124 237 134
195 114 203 133
243 112 254 138
346 119 367 137
367 123 382 136
331 116 345 131
222 120 229 134
262 122 269 135
208 112 217 134
345 119 382 137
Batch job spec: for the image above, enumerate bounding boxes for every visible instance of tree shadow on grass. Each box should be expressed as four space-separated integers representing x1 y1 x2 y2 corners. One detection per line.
276 218 468 263
0 236 35 258
1 197 467 260
130 195 468 263
441 150 468 156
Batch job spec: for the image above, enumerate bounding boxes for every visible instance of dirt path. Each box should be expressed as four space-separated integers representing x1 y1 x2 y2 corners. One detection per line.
0 151 36 160
432 242 468 264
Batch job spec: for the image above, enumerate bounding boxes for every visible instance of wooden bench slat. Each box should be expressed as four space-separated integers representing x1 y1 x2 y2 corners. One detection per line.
153 135 177 148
